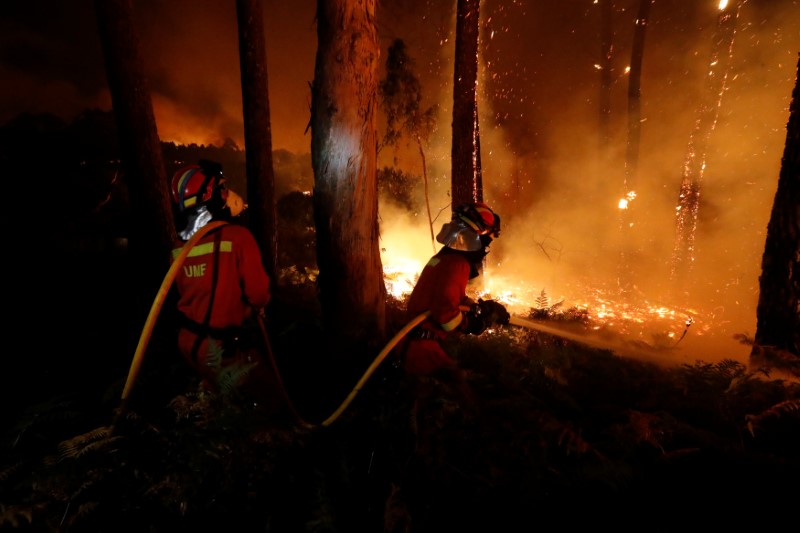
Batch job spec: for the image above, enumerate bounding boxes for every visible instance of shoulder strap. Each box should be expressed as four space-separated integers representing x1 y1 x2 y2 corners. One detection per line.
189 227 225 362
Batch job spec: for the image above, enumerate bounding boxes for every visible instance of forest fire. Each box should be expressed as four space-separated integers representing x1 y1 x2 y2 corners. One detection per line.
380 237 704 362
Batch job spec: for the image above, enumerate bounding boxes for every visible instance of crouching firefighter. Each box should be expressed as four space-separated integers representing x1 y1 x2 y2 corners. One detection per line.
170 160 287 418
399 202 511 399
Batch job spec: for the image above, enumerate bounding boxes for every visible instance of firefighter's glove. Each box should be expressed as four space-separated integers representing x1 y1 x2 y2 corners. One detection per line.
464 304 488 335
477 298 510 326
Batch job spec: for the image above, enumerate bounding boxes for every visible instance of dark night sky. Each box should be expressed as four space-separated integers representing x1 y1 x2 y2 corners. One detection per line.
2 0 798 365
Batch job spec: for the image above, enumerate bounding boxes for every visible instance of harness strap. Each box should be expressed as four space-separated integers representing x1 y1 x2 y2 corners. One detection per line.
188 228 224 362
407 321 447 341
178 313 241 341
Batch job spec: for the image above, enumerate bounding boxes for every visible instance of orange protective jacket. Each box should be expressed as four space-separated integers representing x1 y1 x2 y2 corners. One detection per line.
402 249 473 375
171 223 270 380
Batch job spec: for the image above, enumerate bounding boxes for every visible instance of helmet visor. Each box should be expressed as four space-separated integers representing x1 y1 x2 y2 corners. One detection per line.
436 220 484 252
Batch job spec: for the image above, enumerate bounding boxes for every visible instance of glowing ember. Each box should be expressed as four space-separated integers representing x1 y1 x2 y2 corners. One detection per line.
618 190 636 210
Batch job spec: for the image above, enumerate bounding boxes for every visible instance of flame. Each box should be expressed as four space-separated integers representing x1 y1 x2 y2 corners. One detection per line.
718 0 728 10
382 256 423 299
379 242 699 354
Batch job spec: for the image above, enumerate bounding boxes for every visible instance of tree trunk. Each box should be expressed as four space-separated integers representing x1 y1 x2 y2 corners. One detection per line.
451 0 482 209
624 0 652 191
617 0 653 297
415 135 436 252
751 53 800 360
94 0 175 293
598 0 613 158
236 0 278 283
311 0 386 347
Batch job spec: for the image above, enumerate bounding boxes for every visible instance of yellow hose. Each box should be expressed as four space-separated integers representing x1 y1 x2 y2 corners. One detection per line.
317 306 633 427
120 221 229 403
118 216 430 426
123 264 636 428
319 310 431 427
119 219 433 428
123 260 636 428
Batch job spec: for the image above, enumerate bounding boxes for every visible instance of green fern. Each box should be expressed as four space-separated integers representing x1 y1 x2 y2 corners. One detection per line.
205 338 225 369
216 361 258 396
535 289 550 310
57 427 124 460
0 503 36 529
746 398 800 436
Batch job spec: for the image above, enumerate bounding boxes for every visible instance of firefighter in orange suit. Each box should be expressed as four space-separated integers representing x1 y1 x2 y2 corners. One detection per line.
170 160 283 414
402 202 510 382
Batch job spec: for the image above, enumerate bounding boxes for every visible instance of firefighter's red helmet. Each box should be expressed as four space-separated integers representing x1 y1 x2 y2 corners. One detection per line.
455 202 501 238
171 161 228 212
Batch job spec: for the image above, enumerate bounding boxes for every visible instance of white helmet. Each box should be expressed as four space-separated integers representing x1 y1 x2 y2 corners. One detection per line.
436 202 501 252
436 219 483 251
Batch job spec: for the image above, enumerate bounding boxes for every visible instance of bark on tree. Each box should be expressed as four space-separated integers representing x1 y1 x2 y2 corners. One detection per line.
236 0 278 282
598 0 613 158
310 0 386 346
451 0 482 210
94 0 176 292
618 0 653 297
624 0 652 191
751 53 800 360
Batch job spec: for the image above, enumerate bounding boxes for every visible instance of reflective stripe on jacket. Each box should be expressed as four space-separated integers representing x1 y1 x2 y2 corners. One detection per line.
406 250 471 334
171 223 270 332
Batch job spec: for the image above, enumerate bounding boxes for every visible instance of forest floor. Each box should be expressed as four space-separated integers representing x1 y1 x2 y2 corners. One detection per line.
3 249 800 532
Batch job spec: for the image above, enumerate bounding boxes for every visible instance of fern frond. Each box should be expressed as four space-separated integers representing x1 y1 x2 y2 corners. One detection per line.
746 398 800 436
535 289 549 310
0 503 36 528
57 426 120 460
0 461 23 484
206 338 224 368
217 362 258 396
8 396 84 449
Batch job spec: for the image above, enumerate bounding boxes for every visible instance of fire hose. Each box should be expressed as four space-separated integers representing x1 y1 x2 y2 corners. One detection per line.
309 309 650 427
120 220 228 410
117 220 429 427
120 227 678 427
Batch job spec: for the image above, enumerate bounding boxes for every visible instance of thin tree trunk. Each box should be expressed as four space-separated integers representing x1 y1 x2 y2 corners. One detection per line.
624 0 652 190
670 1 740 289
94 0 175 293
451 0 481 209
236 0 278 282
598 0 613 159
416 135 436 252
751 52 800 361
311 0 386 347
618 0 653 297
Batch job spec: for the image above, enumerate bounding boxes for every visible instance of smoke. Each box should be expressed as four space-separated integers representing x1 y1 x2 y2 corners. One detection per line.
375 0 798 365
2 0 796 364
